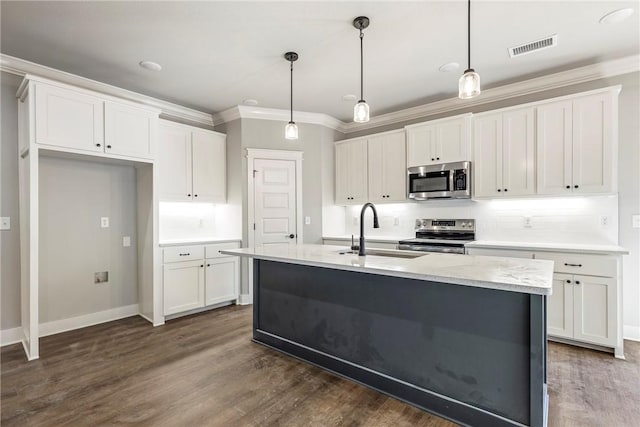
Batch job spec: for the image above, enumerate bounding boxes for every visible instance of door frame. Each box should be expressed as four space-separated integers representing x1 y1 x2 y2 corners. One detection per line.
245 148 303 304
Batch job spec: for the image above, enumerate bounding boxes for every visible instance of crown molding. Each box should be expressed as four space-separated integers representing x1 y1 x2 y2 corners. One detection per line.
0 54 214 126
342 54 640 133
212 105 348 132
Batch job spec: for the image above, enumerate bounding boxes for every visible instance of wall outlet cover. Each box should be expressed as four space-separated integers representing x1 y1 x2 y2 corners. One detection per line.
633 214 640 229
0 217 10 230
523 217 532 228
101 217 109 228
600 216 610 227
123 236 131 247
305 216 311 225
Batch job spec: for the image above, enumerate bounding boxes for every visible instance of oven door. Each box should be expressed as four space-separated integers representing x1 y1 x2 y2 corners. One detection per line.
407 169 453 200
397 242 466 254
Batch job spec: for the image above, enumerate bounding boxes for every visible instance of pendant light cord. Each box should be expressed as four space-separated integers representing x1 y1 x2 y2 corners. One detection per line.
360 29 364 101
467 0 471 70
290 60 293 123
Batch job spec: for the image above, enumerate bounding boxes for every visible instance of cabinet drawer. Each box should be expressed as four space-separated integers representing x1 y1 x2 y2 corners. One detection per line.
533 252 617 277
205 242 241 258
164 246 204 263
466 248 534 259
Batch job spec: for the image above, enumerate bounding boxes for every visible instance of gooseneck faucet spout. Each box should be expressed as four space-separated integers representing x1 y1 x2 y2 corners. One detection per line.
359 202 380 256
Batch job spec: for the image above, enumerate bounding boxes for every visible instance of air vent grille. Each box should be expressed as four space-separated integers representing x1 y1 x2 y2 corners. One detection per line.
508 35 558 58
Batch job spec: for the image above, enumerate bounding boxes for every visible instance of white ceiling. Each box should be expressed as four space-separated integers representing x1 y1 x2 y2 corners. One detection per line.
1 1 638 122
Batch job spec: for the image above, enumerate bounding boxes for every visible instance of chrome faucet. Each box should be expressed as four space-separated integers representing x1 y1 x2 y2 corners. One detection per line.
359 202 380 256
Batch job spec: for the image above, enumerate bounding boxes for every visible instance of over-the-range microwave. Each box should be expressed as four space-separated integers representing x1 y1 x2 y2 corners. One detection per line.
407 161 471 200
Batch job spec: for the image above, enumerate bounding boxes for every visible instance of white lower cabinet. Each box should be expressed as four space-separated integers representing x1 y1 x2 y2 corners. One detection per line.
163 242 240 316
466 246 622 356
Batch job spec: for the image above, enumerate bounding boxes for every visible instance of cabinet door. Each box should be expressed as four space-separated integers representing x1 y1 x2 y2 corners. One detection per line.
435 118 469 163
163 260 205 315
158 123 192 201
104 101 157 159
473 113 502 198
348 139 369 204
192 130 226 203
34 83 104 152
406 124 436 167
573 275 616 347
205 257 239 306
536 101 573 195
334 142 350 204
368 132 406 202
547 273 574 339
572 93 614 194
502 108 535 196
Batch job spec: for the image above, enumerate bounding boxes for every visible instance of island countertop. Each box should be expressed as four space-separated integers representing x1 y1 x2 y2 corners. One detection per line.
221 244 554 295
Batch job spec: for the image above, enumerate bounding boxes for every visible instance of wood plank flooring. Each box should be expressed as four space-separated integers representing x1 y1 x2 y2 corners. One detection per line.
1 305 638 426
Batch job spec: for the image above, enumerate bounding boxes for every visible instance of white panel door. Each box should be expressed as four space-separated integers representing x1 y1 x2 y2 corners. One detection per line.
104 101 156 159
367 136 385 202
205 257 239 306
158 123 192 201
192 130 226 202
367 132 406 202
34 83 104 152
163 260 205 315
473 113 502 198
348 139 369 204
334 142 350 204
547 273 574 339
406 124 436 167
502 107 535 196
537 101 573 195
572 93 614 194
436 119 468 163
573 275 616 347
254 158 297 248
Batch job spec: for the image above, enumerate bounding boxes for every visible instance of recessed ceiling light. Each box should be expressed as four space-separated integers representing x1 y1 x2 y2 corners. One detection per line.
599 8 634 24
139 60 162 71
242 99 259 106
439 62 460 72
342 94 357 101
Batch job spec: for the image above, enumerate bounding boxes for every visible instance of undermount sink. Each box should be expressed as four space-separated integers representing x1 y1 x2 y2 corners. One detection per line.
338 248 426 259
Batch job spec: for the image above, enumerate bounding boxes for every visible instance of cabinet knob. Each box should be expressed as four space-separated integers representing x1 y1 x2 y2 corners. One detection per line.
575 280 581 285
574 185 579 189
194 194 198 197
504 189 508 192
207 263 211 267
96 143 101 147
566 280 571 283
106 145 112 149
497 189 501 192
566 185 570 189
187 194 191 197
431 158 435 161
436 157 440 160
200 265 204 268
288 234 295 239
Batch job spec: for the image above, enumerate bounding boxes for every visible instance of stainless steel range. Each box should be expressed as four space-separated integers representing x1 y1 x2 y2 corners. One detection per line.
398 219 475 254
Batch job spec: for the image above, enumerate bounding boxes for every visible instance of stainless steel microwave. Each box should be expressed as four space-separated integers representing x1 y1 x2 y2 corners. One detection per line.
407 161 471 200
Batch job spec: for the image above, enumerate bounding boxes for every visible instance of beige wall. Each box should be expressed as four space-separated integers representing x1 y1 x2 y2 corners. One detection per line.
344 72 640 337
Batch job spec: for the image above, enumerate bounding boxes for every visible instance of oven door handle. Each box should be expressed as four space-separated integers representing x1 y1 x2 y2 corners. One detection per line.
398 244 465 254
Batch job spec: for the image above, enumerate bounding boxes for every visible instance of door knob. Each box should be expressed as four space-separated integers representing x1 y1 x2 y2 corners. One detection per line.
288 234 295 239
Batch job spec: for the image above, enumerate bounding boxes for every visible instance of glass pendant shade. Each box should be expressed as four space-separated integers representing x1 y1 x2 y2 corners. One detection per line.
458 69 481 99
285 121 298 140
353 100 370 123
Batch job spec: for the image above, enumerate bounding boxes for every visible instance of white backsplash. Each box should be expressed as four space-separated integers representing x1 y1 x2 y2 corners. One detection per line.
336 195 619 245
159 201 242 241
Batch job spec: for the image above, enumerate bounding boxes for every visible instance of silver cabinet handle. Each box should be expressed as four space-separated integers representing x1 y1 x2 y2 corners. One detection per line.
564 263 582 267
179 253 190 256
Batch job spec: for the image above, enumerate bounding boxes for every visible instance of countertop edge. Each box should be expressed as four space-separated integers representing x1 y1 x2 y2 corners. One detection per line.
159 238 242 247
220 249 552 296
467 241 629 255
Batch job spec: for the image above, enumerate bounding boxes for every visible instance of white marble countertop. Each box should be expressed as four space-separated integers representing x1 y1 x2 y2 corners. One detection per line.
221 244 554 295
159 237 242 247
467 240 628 255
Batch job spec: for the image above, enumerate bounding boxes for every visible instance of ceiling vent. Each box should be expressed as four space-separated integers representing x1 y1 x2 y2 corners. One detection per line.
508 34 558 58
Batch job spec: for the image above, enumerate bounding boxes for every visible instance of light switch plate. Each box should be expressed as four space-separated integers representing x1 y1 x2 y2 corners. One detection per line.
0 217 10 230
123 236 131 247
101 217 109 228
633 214 640 229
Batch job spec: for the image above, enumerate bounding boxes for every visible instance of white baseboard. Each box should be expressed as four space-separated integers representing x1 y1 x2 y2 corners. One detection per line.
237 294 253 305
623 325 640 342
1 327 23 347
39 304 139 337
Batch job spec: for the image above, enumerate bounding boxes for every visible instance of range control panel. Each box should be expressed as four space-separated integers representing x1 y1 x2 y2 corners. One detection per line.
415 218 475 231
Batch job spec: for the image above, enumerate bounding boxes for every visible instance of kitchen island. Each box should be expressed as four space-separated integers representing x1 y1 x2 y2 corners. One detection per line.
221 245 554 427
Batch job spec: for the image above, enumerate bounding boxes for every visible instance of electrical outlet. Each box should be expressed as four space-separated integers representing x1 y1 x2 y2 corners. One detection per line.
0 217 10 230
353 216 358 226
600 216 610 227
305 216 311 225
393 217 400 226
101 217 109 228
123 236 131 247
632 214 640 229
523 217 532 228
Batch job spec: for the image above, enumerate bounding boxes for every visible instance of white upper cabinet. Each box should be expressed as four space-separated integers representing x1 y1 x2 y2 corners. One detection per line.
335 138 368 205
474 107 535 198
104 101 157 159
367 131 406 203
406 114 471 167
192 129 226 203
35 83 104 152
158 121 227 203
537 91 616 195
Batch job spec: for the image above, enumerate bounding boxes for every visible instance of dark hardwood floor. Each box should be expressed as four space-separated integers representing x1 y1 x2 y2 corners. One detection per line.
1 305 638 426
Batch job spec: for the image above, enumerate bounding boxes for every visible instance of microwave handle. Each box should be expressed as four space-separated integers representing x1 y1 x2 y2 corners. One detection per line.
449 168 455 192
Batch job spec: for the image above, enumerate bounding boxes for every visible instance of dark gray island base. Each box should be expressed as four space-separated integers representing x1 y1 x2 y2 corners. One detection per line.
253 259 548 427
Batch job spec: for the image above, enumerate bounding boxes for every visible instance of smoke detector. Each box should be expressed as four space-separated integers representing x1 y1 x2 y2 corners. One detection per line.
508 35 558 58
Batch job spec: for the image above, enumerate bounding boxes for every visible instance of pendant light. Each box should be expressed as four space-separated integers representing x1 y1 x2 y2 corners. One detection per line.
284 51 299 140
459 0 481 99
353 16 370 123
